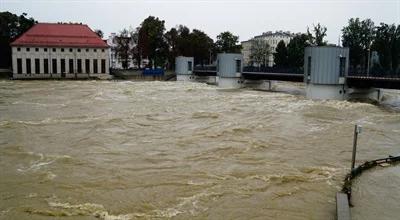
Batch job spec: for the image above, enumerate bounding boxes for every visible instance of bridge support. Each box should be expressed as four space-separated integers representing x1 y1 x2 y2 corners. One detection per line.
306 84 348 100
196 75 217 85
348 87 383 102
175 56 194 82
244 80 276 91
217 53 244 89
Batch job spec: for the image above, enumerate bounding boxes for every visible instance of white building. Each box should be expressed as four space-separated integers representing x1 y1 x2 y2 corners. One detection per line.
241 31 296 67
107 33 149 69
11 23 110 79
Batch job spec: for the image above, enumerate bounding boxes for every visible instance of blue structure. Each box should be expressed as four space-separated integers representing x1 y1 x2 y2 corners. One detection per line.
142 68 164 76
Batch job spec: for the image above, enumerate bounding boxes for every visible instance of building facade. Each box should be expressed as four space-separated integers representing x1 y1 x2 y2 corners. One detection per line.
107 33 149 69
241 31 296 67
11 23 110 79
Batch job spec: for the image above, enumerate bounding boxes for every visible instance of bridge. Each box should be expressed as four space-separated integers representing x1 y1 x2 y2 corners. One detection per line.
192 65 400 89
192 68 400 90
176 46 400 101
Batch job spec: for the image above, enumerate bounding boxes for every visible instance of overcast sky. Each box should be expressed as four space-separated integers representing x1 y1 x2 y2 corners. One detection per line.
1 0 399 44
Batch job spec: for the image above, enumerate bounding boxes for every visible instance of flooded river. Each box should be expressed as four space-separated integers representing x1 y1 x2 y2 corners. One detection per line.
0 80 399 220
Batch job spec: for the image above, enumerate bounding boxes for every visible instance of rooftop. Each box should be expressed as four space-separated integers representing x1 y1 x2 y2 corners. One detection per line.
11 23 108 48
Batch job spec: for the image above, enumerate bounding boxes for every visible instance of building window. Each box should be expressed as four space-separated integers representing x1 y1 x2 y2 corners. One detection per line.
69 59 74 73
44 59 49 74
17 47 21 51
235 59 241 73
35 59 40 74
52 48 56 52
85 59 90 73
44 48 48 52
52 59 57 74
61 59 66 73
35 48 39 52
26 48 30 52
102 49 105 52
86 49 89 52
93 59 98 73
94 49 97 52
69 48 73 52
188 61 192 71
339 57 346 77
78 49 81 52
61 48 65 52
101 59 106 73
26 59 31 74
77 59 82 73
17 58 22 74
307 56 312 77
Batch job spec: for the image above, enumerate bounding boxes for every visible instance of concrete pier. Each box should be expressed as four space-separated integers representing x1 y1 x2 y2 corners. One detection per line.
217 53 244 89
175 56 194 82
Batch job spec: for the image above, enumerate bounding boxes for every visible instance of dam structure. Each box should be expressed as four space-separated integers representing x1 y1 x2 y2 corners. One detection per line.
175 46 400 101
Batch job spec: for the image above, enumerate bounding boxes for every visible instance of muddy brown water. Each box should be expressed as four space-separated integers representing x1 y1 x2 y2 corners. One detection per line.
0 80 399 219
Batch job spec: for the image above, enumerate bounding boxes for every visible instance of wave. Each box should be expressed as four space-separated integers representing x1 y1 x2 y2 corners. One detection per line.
191 111 220 119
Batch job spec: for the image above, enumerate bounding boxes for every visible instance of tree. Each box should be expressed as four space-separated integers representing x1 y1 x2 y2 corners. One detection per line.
165 27 179 69
372 23 400 73
287 34 310 69
249 38 270 67
342 18 375 70
165 25 214 67
176 25 191 56
188 29 214 65
307 23 327 46
94 29 104 38
130 27 142 68
215 31 242 53
115 29 132 69
0 12 37 68
137 16 167 68
274 40 289 67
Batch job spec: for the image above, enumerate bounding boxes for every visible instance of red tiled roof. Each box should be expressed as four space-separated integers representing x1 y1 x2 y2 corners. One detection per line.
11 23 108 48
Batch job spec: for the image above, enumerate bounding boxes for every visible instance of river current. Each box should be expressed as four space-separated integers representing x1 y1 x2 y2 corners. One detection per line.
0 80 399 220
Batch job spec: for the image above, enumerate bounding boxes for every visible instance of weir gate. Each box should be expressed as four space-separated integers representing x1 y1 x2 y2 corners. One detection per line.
176 46 400 101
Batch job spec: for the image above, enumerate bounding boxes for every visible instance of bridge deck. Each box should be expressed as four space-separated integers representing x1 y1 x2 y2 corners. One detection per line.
346 76 400 89
242 72 304 82
191 70 400 89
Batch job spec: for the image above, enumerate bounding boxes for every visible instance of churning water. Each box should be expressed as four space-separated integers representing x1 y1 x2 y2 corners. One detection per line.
0 80 399 219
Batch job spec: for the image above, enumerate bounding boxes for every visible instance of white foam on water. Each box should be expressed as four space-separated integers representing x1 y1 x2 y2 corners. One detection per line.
47 201 133 220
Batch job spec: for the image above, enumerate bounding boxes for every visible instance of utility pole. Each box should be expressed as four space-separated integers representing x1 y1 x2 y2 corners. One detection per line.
351 124 362 170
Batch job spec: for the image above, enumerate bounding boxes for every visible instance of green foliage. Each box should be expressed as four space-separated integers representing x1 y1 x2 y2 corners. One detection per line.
215 31 242 53
342 18 375 69
0 11 37 68
115 29 133 69
249 38 270 67
189 29 214 65
371 23 400 73
274 40 288 67
287 34 310 69
137 16 168 68
165 25 214 67
307 23 327 46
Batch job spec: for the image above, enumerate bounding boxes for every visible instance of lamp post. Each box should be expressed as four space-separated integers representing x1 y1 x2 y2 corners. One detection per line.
367 48 371 77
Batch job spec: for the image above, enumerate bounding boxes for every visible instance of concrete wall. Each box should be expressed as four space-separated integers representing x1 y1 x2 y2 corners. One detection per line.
12 46 110 79
304 46 349 85
217 53 243 78
175 56 194 75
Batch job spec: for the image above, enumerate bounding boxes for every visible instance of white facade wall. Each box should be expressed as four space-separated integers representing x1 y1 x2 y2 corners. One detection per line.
241 32 294 67
107 33 149 69
12 46 110 79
